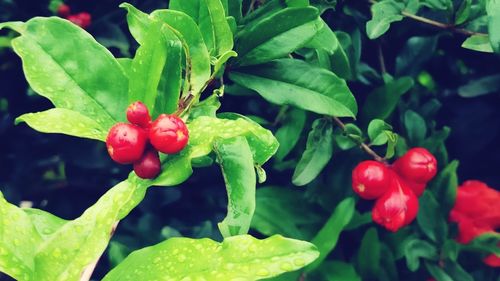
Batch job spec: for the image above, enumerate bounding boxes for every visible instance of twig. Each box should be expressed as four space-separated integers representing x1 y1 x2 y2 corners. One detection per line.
80 221 119 281
332 117 386 162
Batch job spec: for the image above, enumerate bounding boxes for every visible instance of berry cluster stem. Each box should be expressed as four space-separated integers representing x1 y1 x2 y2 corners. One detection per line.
332 117 386 162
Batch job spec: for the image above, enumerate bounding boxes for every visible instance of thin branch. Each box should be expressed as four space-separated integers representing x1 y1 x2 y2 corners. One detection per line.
80 221 119 281
332 117 386 162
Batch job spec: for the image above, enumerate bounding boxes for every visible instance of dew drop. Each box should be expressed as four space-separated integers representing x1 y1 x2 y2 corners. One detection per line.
256 269 270 277
293 258 305 266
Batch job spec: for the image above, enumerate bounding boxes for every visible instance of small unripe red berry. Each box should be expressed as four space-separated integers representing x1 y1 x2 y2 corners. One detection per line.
393 147 437 184
106 123 147 164
149 114 189 154
68 12 92 29
352 160 391 200
127 101 151 128
134 149 161 179
57 4 71 17
372 177 419 232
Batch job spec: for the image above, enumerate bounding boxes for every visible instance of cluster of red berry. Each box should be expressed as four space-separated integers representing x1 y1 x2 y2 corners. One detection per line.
351 148 437 232
57 3 91 29
106 102 189 179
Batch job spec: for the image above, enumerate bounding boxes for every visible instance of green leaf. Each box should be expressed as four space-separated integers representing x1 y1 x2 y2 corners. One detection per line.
425 262 453 281
455 0 472 25
119 3 150 44
275 108 307 161
357 227 381 279
404 110 427 145
15 108 107 141
421 0 453 10
463 233 500 255
252 186 321 239
303 19 339 54
214 137 256 238
235 7 321 66
366 0 404 39
188 115 279 164
202 0 234 56
23 208 67 240
404 239 438 272
151 10 212 95
361 77 414 121
367 119 392 146
228 0 243 21
486 0 500 52
155 39 183 116
306 197 355 271
396 36 438 77
292 118 334 186
213 50 238 77
102 235 319 281
1 18 128 129
0 192 42 280
443 260 474 281
149 153 193 187
430 160 458 214
458 74 500 97
189 94 222 119
230 59 357 117
461 34 494 53
417 191 448 243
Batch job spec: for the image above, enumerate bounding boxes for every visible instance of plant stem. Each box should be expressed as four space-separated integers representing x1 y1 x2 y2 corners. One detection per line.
332 117 386 162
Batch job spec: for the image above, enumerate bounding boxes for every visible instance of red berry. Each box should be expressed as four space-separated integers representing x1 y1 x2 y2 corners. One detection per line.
149 114 189 154
106 123 147 164
393 147 437 184
57 4 71 17
372 176 419 232
68 12 92 29
352 160 392 200
127 101 151 128
134 149 161 179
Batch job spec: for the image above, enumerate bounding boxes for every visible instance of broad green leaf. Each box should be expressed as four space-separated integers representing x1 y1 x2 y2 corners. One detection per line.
421 0 453 10
213 50 238 76
404 239 438 272
1 18 128 129
443 260 474 281
461 34 494 53
458 74 500 97
303 19 339 54
228 0 243 21
188 115 279 164
366 0 404 39
463 233 500 255
252 186 321 239
404 110 427 145
23 209 67 240
117 58 132 78
396 36 438 77
235 7 321 66
102 235 319 281
0 192 41 280
335 123 363 150
169 0 201 20
357 228 381 279
202 0 234 56
119 3 150 45
306 197 355 271
455 0 472 25
486 0 500 52
292 118 334 186
275 108 307 161
189 94 222 119
155 39 183 116
368 119 392 146
151 10 212 95
417 191 448 243
214 137 256 237
361 77 413 121
318 261 361 281
149 152 193 187
430 160 458 214
16 108 107 141
230 59 357 117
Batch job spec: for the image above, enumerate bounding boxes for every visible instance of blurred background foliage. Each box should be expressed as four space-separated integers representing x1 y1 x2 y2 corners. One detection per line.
1 0 499 280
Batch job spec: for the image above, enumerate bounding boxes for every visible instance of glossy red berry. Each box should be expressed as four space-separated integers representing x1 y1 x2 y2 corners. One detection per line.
352 160 392 200
372 176 419 232
134 149 161 179
127 101 151 128
106 123 147 164
68 12 92 29
57 4 71 17
393 147 437 183
149 114 189 154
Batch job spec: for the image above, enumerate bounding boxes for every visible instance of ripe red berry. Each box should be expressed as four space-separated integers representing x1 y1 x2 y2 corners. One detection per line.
68 12 92 29
127 101 151 128
57 4 71 17
372 177 419 232
134 149 161 179
352 160 392 200
106 123 147 164
393 147 437 184
149 114 189 154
